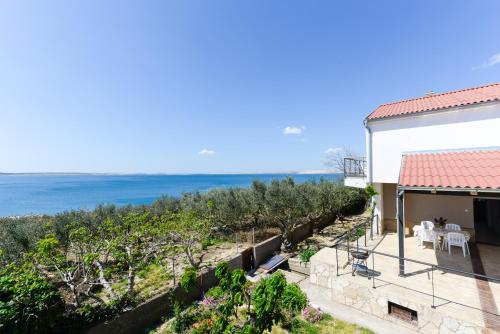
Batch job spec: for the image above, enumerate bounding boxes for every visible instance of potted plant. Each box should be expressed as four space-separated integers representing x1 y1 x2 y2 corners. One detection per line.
434 217 447 228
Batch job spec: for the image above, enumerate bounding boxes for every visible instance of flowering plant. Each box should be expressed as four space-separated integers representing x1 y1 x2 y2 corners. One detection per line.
200 294 220 310
303 305 323 323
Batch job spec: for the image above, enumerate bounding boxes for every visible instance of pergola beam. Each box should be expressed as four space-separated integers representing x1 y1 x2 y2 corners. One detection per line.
397 189 405 276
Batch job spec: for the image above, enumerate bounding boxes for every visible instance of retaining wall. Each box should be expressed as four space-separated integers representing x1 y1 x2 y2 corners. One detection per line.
290 222 314 244
252 235 282 267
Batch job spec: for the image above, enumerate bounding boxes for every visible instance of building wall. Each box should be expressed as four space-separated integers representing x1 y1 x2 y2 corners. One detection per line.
372 183 384 233
383 183 397 220
367 102 500 184
404 193 474 230
382 183 397 232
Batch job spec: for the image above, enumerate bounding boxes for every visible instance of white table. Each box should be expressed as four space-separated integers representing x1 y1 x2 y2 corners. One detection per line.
413 225 471 250
432 227 471 242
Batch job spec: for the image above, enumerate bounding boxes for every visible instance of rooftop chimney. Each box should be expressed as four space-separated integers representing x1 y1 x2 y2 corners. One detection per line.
426 90 435 96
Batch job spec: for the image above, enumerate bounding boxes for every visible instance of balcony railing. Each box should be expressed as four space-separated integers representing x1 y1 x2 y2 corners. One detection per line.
343 157 366 177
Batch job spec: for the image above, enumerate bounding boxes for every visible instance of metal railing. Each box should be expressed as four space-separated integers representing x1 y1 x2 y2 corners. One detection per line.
332 222 500 315
343 157 366 177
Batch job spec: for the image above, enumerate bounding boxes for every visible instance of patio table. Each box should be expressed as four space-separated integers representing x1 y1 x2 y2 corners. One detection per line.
412 226 471 250
432 227 471 241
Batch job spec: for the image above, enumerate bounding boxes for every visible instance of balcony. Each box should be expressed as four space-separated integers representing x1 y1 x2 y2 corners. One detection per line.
343 157 367 188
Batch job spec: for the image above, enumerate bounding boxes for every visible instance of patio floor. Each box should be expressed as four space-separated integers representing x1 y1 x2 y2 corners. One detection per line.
335 232 500 330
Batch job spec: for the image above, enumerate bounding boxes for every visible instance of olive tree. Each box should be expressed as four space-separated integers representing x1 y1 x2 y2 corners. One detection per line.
0 217 45 264
205 188 247 232
247 180 267 232
262 177 309 250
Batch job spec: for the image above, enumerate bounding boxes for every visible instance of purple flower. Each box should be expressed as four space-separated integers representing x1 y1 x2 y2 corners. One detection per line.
201 296 219 309
303 305 323 323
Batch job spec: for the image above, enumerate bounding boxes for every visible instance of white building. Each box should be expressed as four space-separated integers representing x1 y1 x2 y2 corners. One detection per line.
345 82 500 265
307 83 500 333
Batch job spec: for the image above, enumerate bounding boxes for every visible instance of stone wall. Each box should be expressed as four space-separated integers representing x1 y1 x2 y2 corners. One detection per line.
309 248 483 334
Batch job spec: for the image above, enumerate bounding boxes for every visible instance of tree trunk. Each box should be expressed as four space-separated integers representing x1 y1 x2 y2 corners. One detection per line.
171 257 176 286
126 246 135 298
95 261 117 299
185 246 198 269
69 283 80 307
127 265 135 298
281 226 293 251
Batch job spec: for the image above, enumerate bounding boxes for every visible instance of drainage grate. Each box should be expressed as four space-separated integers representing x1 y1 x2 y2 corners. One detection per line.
388 301 418 325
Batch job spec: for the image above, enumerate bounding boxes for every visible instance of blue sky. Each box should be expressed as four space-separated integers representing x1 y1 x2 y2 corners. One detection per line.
1 1 500 174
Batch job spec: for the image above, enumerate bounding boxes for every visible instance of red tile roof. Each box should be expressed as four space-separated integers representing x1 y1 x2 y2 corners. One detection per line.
399 150 500 190
367 83 500 120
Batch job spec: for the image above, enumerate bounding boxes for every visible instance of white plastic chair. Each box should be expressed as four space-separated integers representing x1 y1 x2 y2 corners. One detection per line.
422 220 435 230
418 221 438 250
442 224 461 249
446 232 469 257
417 221 435 243
445 223 461 231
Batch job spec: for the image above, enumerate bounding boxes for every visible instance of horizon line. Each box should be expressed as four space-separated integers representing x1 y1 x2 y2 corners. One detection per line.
0 170 340 176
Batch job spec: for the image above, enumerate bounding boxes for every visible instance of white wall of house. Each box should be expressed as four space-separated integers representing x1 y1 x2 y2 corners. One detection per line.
366 102 500 184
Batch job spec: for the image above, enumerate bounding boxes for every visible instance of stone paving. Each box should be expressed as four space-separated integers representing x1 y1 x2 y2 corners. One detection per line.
308 232 500 333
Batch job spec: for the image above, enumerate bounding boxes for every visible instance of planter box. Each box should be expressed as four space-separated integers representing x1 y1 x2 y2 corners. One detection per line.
288 257 310 275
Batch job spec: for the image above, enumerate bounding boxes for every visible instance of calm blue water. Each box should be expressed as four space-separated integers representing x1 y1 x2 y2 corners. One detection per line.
0 173 341 217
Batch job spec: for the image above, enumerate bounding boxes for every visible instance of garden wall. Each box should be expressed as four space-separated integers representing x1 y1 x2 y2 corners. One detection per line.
314 217 335 232
290 222 314 244
86 254 242 334
252 235 282 267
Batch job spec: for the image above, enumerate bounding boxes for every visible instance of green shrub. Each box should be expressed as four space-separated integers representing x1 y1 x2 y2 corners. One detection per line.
298 248 317 263
204 286 224 299
171 304 200 333
347 227 366 241
281 283 308 313
180 267 197 292
0 262 63 334
288 317 320 334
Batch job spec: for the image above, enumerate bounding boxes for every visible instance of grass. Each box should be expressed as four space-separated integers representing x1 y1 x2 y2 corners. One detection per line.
106 263 174 302
269 314 374 334
100 238 243 303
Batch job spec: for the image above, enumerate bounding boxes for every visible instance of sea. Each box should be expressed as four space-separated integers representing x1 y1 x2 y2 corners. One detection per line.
0 173 341 217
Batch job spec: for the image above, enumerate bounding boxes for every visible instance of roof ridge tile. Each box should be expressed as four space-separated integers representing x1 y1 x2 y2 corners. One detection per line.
377 83 500 108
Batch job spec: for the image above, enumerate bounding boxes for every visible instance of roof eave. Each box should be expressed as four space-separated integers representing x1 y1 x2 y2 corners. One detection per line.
365 100 500 124
398 186 500 194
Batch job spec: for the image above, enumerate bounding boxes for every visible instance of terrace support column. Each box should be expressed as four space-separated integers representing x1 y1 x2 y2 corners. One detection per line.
397 189 405 276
